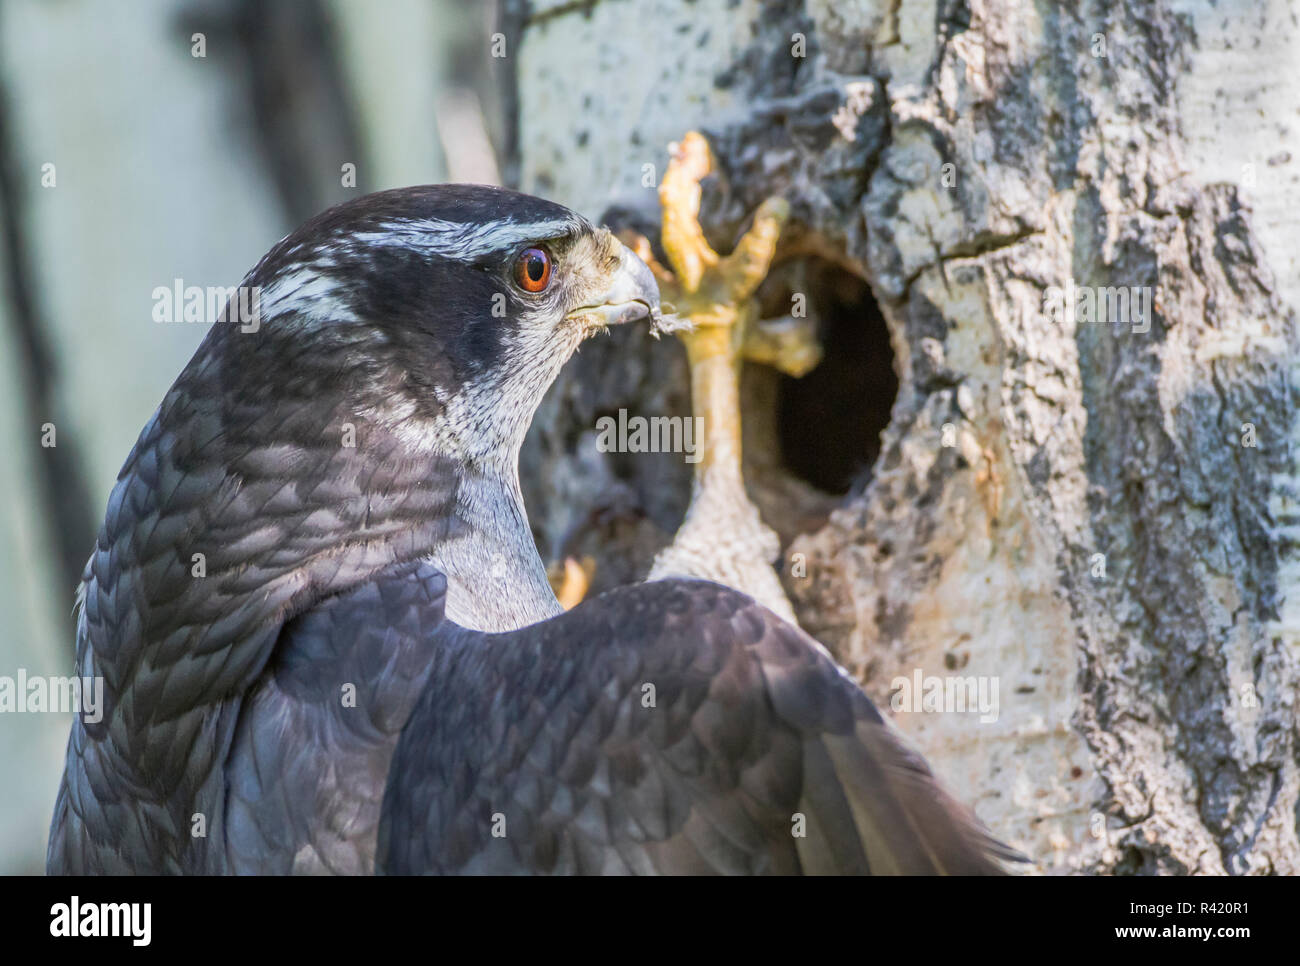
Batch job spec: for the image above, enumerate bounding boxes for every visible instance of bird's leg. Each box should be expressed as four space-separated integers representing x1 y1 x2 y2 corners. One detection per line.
572 132 818 617
653 132 790 489
633 132 811 622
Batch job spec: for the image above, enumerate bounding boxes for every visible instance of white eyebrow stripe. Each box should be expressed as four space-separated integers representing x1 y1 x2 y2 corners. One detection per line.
257 264 356 323
347 217 584 261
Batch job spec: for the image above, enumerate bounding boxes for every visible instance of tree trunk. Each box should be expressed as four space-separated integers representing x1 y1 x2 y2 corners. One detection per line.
506 0 1300 874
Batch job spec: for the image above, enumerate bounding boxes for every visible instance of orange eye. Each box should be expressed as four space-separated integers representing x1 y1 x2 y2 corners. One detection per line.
513 247 552 293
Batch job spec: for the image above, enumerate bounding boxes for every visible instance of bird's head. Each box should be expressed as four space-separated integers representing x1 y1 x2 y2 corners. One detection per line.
214 184 663 470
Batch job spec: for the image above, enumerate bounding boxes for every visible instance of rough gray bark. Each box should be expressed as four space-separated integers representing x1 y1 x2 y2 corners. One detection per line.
508 0 1300 873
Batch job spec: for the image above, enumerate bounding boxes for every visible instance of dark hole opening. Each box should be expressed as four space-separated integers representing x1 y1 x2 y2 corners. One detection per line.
767 260 897 495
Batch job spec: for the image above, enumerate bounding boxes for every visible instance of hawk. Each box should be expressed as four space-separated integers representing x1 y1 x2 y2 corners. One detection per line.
47 184 1013 874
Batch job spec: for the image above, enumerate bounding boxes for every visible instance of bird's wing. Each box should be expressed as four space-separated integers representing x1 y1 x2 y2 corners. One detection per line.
221 561 450 874
378 577 1014 875
47 364 461 873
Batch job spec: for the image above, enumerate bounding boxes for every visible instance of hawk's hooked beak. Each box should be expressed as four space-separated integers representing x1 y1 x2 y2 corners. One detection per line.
567 241 671 334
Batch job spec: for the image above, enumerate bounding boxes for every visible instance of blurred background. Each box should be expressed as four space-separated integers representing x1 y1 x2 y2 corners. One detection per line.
0 0 509 874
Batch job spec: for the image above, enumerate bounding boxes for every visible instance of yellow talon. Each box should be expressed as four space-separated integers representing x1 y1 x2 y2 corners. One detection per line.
548 556 594 610
658 133 720 292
